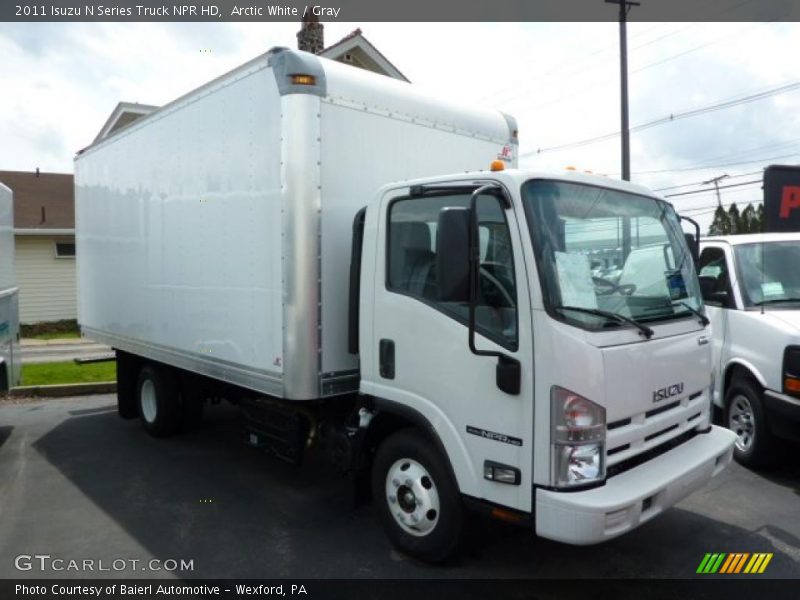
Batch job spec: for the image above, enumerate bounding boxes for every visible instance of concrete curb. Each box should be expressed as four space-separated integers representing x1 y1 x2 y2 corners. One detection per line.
8 382 116 398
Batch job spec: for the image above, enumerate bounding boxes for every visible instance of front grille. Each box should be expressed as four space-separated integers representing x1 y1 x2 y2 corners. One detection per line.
605 388 708 468
645 399 680 419
607 428 698 479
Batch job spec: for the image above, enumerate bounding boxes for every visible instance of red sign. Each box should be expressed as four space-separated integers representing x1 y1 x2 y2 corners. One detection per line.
779 185 800 219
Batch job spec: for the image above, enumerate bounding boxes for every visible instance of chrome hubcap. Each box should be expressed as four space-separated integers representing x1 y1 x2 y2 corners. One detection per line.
385 458 440 537
729 394 755 452
140 379 157 424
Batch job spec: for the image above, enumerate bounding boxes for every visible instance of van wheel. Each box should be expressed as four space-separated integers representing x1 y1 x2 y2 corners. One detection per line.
137 365 180 437
724 377 775 469
372 429 462 563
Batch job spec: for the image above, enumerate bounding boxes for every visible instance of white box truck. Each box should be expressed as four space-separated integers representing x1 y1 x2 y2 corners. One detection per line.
0 183 21 394
76 47 735 562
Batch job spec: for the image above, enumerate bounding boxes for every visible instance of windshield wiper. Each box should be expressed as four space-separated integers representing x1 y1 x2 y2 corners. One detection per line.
753 297 800 306
553 305 654 339
673 301 710 326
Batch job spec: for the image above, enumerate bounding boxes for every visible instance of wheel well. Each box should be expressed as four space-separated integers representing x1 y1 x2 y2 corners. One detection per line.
723 364 761 398
357 402 459 505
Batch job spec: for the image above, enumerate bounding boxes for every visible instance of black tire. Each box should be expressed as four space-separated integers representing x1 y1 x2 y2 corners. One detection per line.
116 351 139 420
372 429 462 563
136 365 180 437
724 376 776 469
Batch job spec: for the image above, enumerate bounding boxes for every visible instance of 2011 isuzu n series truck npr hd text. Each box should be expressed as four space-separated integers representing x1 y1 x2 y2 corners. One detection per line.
75 47 735 562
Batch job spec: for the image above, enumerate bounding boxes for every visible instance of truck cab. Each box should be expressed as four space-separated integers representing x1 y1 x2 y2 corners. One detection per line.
356 167 735 558
698 233 800 467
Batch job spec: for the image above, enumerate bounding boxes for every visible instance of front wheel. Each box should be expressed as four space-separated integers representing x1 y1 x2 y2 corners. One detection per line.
724 377 776 469
372 429 462 563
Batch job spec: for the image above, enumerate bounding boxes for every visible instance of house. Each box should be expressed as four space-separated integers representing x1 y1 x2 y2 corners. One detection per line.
0 169 76 325
298 16 409 82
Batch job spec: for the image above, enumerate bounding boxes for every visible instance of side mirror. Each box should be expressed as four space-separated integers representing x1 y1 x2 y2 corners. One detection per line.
708 290 732 308
436 207 470 303
684 233 699 264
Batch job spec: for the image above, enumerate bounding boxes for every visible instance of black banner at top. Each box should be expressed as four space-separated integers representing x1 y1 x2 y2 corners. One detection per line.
3 0 800 22
764 165 800 233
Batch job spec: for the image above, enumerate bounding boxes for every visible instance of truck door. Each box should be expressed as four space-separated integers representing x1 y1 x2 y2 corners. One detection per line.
698 245 736 403
368 185 534 512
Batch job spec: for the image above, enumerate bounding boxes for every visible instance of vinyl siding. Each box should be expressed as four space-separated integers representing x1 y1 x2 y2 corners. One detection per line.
14 235 77 324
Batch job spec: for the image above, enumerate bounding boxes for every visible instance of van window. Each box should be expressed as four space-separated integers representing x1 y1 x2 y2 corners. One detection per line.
387 193 518 350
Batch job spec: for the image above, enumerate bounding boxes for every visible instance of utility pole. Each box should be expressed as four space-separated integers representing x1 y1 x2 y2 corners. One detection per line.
703 174 730 208
704 174 730 234
606 0 639 261
606 0 640 182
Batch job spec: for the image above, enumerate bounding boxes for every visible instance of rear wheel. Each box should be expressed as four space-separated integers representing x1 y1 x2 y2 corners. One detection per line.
137 365 180 437
372 429 462 563
724 376 776 469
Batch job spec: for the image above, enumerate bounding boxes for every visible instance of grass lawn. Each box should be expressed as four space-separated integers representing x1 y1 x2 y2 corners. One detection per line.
21 361 116 386
27 331 81 341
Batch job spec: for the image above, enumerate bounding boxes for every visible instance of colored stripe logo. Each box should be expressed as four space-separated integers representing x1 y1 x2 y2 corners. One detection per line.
696 553 773 574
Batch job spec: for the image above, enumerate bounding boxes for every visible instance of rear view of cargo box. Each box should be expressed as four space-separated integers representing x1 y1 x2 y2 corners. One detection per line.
76 47 516 401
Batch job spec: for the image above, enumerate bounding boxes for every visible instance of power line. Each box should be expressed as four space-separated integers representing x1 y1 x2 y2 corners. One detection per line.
629 150 800 175
653 170 763 192
664 179 762 198
521 79 800 157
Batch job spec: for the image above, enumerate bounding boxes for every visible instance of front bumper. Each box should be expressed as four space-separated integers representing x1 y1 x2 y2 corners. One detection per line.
535 425 736 545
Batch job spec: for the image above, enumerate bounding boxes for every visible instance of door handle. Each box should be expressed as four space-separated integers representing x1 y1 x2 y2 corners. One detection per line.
379 339 395 379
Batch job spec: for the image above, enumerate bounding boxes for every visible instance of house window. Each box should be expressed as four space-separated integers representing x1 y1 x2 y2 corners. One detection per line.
54 242 76 258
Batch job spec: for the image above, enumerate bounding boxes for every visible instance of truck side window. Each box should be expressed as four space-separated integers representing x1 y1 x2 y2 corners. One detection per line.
388 194 518 350
698 247 732 307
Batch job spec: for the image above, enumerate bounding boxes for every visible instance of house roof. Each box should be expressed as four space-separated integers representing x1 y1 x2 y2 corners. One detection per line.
320 29 409 82
0 170 74 230
94 101 159 143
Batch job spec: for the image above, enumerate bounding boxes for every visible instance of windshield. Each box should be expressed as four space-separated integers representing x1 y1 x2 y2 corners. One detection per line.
734 241 800 307
522 179 703 331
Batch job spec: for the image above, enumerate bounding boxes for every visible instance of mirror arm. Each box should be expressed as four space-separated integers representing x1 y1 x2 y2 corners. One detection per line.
466 185 521 396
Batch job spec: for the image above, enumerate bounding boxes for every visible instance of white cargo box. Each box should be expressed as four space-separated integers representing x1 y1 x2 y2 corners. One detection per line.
0 183 20 391
76 47 517 400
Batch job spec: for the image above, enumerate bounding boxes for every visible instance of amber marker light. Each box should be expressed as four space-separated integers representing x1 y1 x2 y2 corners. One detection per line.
291 74 316 85
490 160 505 172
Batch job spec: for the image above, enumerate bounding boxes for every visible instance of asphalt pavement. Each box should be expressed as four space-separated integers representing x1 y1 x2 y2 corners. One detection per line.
0 394 798 580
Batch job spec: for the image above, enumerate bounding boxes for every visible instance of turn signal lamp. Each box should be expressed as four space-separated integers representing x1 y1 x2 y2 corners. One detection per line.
785 376 800 394
490 160 505 172
291 74 316 85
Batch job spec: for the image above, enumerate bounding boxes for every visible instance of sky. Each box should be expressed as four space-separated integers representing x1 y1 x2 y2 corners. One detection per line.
2 20 800 231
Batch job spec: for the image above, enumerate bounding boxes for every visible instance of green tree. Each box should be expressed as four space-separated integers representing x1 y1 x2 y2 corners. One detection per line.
708 205 730 235
728 203 741 234
740 203 757 233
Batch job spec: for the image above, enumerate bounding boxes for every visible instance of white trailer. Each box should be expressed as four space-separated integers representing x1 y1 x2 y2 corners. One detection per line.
0 183 21 393
76 47 735 562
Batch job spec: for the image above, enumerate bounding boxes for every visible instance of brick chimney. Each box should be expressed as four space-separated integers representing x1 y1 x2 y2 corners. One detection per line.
297 13 324 54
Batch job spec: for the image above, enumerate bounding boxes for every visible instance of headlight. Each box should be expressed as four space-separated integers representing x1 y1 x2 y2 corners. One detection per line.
551 387 606 488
